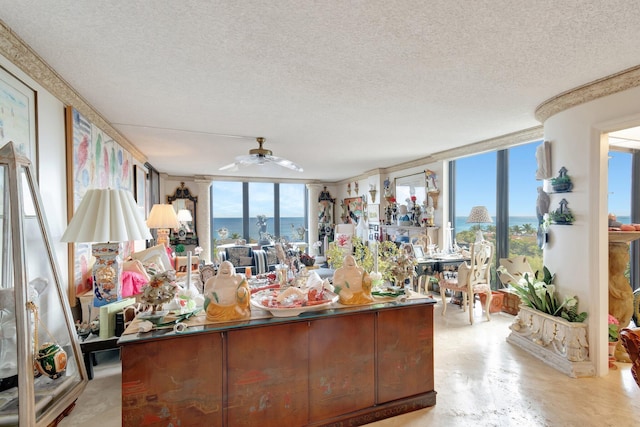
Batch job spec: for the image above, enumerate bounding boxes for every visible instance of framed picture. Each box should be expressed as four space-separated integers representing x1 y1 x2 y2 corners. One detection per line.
368 203 379 223
65 106 134 302
0 66 37 179
343 196 363 224
134 165 146 210
412 244 425 259
368 223 380 241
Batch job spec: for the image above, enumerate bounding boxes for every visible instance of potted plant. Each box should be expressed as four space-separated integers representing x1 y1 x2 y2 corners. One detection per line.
550 166 573 192
548 198 574 225
507 266 592 377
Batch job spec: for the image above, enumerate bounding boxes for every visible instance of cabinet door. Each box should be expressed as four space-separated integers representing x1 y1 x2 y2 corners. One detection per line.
377 305 434 403
121 333 223 427
309 313 375 422
227 323 309 427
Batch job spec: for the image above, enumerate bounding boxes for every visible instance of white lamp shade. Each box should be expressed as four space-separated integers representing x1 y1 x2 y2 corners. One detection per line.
61 188 152 243
147 204 180 229
466 206 493 224
176 208 193 222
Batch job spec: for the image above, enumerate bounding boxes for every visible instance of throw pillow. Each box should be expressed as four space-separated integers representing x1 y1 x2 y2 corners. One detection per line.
142 254 166 276
239 256 253 266
123 259 150 283
131 244 173 272
226 246 252 266
265 247 278 266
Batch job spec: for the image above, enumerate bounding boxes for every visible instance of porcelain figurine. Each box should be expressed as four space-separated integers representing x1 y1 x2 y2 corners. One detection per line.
203 261 251 321
332 255 373 305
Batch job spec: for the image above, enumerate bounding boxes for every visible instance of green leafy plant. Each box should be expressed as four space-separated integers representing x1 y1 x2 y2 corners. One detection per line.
608 314 620 342
325 236 401 284
509 266 587 322
549 209 574 224
175 244 185 255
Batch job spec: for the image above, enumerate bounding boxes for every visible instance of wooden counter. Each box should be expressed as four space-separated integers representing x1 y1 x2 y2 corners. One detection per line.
119 297 436 426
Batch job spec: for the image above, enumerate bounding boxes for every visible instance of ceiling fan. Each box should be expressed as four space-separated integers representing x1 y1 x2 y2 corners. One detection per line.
219 137 303 172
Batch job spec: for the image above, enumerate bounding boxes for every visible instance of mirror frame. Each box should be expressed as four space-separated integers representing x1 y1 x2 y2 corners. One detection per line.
167 182 198 238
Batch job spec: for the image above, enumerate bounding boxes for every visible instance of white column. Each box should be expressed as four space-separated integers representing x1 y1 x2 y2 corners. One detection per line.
195 179 212 263
306 184 323 251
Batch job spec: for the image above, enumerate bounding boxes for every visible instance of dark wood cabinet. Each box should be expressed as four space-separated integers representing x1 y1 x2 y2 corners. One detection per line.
119 299 436 426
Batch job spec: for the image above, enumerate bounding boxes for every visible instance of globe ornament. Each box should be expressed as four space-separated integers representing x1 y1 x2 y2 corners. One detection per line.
35 342 67 379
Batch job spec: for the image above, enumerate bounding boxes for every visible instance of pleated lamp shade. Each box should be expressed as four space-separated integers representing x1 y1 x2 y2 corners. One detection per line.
61 188 152 243
147 204 180 229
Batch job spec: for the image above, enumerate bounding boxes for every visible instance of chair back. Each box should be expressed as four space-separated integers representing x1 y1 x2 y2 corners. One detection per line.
468 240 494 287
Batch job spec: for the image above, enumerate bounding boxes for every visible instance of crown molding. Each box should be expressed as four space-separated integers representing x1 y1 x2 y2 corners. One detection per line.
0 20 147 163
535 64 640 123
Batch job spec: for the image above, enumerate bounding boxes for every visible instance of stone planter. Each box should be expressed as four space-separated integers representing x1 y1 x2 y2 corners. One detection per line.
507 305 594 378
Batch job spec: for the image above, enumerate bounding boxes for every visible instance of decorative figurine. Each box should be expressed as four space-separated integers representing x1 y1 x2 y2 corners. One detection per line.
204 260 251 321
332 255 373 305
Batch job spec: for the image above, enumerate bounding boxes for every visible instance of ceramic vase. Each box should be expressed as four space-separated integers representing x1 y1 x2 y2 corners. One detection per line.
608 340 618 364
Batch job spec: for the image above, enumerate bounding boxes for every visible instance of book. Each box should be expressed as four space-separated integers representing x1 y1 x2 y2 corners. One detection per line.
99 298 136 339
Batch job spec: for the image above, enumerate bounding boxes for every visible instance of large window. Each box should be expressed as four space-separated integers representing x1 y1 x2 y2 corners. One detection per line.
279 183 308 242
608 150 632 223
211 181 244 240
508 143 543 272
211 181 308 248
452 140 543 282
454 151 496 247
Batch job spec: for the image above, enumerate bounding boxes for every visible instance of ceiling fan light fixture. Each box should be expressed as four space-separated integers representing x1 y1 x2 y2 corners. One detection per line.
218 137 303 172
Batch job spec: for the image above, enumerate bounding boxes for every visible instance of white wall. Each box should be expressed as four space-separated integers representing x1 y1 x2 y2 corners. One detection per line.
543 85 640 376
0 54 69 286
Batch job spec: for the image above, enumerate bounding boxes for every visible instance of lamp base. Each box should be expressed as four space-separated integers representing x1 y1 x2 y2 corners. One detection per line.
475 230 484 243
156 228 170 247
92 242 123 307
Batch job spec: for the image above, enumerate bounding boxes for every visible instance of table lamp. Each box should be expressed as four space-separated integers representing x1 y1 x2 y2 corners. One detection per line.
61 188 151 307
466 205 493 242
176 208 193 232
147 203 179 247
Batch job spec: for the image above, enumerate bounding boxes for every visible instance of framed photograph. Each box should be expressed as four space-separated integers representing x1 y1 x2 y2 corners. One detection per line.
412 244 425 259
0 66 37 179
368 203 379 223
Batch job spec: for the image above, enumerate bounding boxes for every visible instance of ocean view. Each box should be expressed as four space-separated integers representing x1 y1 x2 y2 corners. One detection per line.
213 215 632 242
213 217 306 242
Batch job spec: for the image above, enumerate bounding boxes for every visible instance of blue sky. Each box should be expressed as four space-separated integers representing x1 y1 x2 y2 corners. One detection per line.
212 181 305 217
456 141 632 217
212 141 633 219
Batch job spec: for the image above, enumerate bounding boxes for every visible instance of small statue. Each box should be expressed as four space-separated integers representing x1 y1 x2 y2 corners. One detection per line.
536 186 550 225
332 255 373 305
204 261 250 321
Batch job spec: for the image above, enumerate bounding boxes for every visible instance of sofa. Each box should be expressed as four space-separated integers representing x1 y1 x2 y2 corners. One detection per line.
218 245 279 275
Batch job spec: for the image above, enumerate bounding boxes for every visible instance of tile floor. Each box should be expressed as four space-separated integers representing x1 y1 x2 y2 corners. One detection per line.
59 295 640 426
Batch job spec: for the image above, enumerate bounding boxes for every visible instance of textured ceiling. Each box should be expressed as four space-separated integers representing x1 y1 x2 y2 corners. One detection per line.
2 1 640 181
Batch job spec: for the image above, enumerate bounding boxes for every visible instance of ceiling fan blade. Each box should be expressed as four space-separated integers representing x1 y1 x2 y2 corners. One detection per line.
267 155 304 172
218 161 239 171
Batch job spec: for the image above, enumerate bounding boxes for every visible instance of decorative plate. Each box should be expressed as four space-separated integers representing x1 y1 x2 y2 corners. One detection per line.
251 289 338 317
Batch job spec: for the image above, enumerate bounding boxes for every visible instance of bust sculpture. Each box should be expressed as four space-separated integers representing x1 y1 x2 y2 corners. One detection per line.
203 261 250 321
332 255 373 305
